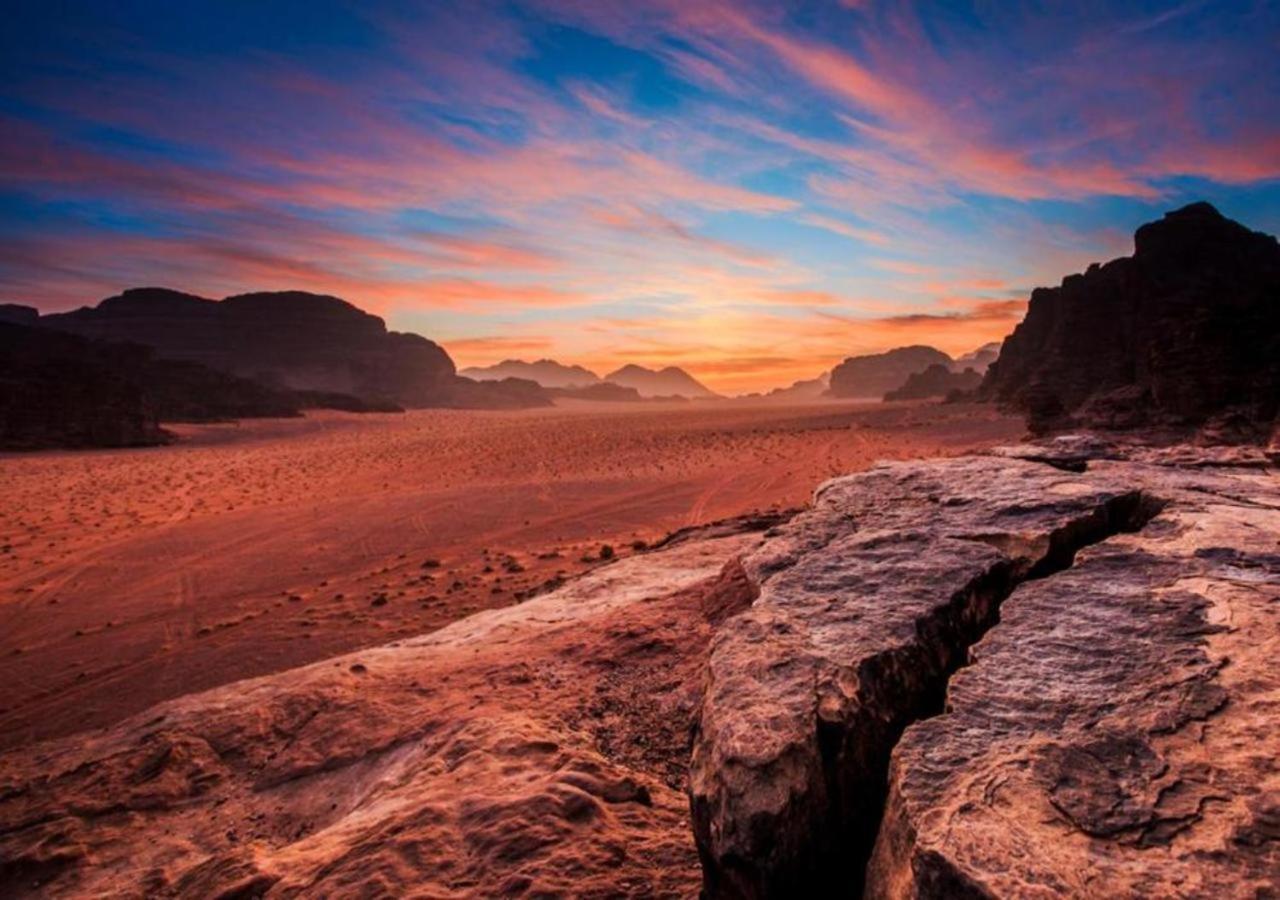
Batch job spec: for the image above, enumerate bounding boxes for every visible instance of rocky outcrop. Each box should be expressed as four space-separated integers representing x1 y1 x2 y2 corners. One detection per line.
35 288 546 409
828 346 951 399
883 364 982 401
0 320 411 450
981 203 1280 437
461 358 601 388
604 364 719 399
0 520 770 898
689 442 1278 897
0 322 169 449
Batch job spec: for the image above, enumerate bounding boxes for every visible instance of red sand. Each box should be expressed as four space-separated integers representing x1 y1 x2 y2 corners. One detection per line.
0 400 1021 750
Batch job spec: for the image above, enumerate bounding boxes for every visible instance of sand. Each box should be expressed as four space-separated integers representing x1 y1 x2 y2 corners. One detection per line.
0 400 1021 750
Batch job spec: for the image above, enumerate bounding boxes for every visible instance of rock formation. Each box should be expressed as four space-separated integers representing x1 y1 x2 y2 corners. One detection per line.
0 518 770 897
0 304 39 326
45 289 444 402
981 203 1280 437
883 364 982 401
446 375 552 409
951 342 999 374
604 364 719 399
1 322 169 449
549 382 645 402
0 319 411 450
764 371 831 402
460 358 602 389
689 441 1278 897
34 287 549 409
828 346 951 399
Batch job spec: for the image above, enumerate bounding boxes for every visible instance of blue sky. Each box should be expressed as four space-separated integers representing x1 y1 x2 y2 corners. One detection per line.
2 1 1278 392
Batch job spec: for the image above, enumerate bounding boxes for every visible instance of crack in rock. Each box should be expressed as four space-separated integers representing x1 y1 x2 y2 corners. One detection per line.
688 456 1166 898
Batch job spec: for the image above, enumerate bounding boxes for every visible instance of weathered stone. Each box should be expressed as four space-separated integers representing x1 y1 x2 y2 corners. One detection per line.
0 521 765 898
865 459 1280 898
688 455 1159 896
690 449 1279 898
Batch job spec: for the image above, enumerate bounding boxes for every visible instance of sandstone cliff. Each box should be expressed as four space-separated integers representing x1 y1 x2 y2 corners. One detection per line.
35 288 549 410
981 203 1280 437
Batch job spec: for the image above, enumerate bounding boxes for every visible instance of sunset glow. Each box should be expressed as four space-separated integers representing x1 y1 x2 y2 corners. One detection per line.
3 1 1279 393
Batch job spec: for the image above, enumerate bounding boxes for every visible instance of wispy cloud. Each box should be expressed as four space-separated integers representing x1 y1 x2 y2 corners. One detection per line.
1 0 1277 392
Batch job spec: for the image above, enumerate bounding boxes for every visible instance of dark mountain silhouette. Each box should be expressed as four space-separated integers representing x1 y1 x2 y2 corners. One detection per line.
952 342 1000 374
981 202 1280 438
603 364 718 399
0 304 39 326
460 359 601 389
764 371 830 402
828 346 951 399
34 288 550 410
884 364 983 401
548 382 644 402
447 376 551 409
0 322 384 450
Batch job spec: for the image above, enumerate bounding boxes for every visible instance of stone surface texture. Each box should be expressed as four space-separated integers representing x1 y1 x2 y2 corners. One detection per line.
0 523 766 897
690 440 1279 898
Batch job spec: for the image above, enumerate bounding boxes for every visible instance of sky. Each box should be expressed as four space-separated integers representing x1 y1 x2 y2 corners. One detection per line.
2 1 1279 394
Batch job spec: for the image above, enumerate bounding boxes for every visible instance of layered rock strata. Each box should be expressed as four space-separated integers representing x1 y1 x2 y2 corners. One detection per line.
690 446 1279 898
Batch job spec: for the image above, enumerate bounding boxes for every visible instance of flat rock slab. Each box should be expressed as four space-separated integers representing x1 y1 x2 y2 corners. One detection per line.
690 452 1279 898
867 459 1280 898
0 524 765 898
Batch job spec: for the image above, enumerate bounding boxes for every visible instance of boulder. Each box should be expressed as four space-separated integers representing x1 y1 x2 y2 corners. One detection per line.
867 456 1280 898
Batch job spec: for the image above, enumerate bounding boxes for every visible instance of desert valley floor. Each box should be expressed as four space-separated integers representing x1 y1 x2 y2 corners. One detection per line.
0 400 1020 750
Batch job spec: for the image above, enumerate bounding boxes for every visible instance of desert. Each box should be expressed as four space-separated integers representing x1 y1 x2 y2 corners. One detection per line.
4 3 1280 898
0 400 1020 751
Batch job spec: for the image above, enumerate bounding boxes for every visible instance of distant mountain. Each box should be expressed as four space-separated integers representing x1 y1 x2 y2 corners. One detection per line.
548 382 644 402
952 342 1000 374
603 364 718 399
34 287 549 410
460 359 601 389
884 364 983 401
828 346 952 399
764 371 831 402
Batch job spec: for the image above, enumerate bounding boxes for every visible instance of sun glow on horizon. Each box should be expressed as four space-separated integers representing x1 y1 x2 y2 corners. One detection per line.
2 1 1278 394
